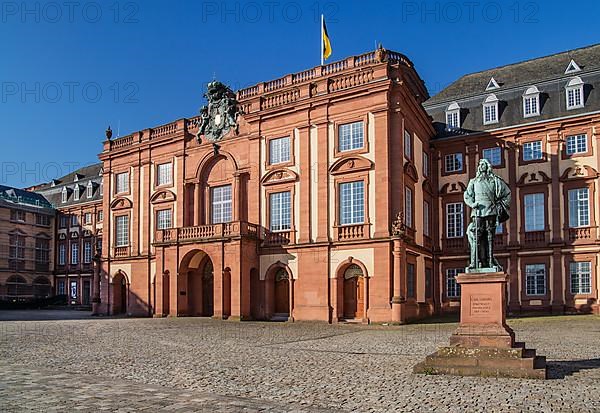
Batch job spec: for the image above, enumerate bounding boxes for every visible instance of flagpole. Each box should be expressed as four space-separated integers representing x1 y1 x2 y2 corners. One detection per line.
320 14 324 66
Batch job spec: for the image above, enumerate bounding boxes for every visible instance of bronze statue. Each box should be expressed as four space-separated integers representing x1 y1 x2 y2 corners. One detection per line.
464 158 510 272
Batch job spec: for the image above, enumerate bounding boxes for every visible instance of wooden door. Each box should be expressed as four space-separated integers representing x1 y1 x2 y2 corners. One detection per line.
343 277 357 319
119 279 127 314
356 276 364 318
202 273 214 316
274 279 289 315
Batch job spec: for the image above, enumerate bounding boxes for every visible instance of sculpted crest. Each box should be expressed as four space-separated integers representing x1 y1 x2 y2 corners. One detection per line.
196 81 242 144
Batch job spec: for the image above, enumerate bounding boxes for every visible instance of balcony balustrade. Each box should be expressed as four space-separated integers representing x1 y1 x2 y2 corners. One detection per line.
568 227 593 241
337 224 368 241
154 221 260 246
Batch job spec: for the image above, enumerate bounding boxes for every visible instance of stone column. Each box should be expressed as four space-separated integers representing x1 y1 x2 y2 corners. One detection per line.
391 237 405 323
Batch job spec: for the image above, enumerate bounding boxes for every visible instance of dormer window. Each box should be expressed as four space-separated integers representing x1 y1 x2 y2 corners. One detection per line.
61 187 68 203
485 77 500 91
565 59 582 74
445 102 460 128
565 77 584 110
73 185 80 201
87 181 93 198
483 94 499 125
523 86 540 117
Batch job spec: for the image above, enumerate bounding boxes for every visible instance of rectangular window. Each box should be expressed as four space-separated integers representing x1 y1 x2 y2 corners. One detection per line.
566 134 587 155
405 187 413 228
10 210 26 222
36 214 51 227
116 172 129 194
404 130 412 159
523 141 543 161
339 181 364 225
58 243 66 265
269 137 291 165
59 216 68 228
425 268 433 299
84 213 92 225
446 111 459 128
523 95 539 116
57 279 66 296
484 103 498 124
211 185 232 224
570 262 591 294
71 242 79 265
156 209 173 230
482 147 502 166
62 189 68 203
568 188 589 228
97 210 104 222
270 191 291 231
338 121 364 152
423 200 430 237
9 234 26 270
407 263 415 298
71 215 79 227
157 163 173 186
35 239 50 270
446 268 461 298
422 152 429 177
115 215 130 247
524 193 545 232
445 153 463 173
567 87 583 109
83 241 92 264
525 264 546 296
70 280 78 299
446 203 464 238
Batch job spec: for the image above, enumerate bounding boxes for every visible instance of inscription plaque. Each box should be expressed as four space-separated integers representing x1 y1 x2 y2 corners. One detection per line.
470 295 493 316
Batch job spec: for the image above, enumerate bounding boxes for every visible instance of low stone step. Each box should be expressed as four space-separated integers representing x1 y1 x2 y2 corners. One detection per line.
414 362 547 379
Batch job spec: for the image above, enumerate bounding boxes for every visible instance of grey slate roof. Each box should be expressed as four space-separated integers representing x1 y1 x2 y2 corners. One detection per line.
423 43 600 138
0 185 53 209
425 43 600 106
34 163 103 208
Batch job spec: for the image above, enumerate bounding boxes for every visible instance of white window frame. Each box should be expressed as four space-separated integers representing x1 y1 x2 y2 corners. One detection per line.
524 193 545 232
87 181 93 198
83 241 92 264
338 121 364 152
405 187 413 228
211 185 232 224
71 242 79 265
404 130 412 159
446 268 461 298
269 137 291 165
270 191 291 232
565 134 588 155
157 163 173 186
58 244 66 265
565 77 584 110
423 200 430 237
61 187 68 203
116 172 130 194
523 140 543 161
84 212 92 225
483 94 499 125
445 153 463 173
482 147 502 166
568 188 590 228
446 202 464 238
570 262 591 294
422 152 429 177
98 210 104 222
115 215 130 247
156 209 173 230
445 102 460 128
339 181 365 225
71 215 78 227
522 86 540 117
525 264 546 296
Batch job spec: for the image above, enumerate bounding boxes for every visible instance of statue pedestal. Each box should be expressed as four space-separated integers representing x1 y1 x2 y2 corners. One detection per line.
414 272 547 379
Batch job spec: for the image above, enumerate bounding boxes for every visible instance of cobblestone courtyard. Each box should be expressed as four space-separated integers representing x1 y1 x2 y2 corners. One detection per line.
1 312 600 412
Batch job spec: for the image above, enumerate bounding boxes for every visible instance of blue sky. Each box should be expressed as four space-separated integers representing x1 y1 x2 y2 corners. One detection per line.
1 0 599 187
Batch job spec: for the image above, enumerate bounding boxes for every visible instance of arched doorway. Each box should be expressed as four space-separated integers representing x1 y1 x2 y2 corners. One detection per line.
185 252 214 317
6 275 29 301
250 268 262 319
342 264 365 320
33 276 51 299
274 268 290 316
112 272 128 315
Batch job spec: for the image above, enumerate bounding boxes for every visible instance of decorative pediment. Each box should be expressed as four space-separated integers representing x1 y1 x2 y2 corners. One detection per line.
404 161 418 183
110 197 133 211
422 179 434 195
70 232 79 239
517 171 551 186
83 229 93 237
560 166 599 182
329 155 373 175
261 168 299 186
150 190 176 204
58 233 67 241
440 182 466 195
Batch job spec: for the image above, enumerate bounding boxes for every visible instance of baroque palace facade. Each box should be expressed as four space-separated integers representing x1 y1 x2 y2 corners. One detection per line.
14 43 600 320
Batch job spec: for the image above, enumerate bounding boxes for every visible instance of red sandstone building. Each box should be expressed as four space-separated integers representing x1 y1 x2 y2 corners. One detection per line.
90 44 600 321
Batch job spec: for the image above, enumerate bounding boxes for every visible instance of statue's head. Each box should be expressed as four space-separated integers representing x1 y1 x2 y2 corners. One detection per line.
476 158 493 177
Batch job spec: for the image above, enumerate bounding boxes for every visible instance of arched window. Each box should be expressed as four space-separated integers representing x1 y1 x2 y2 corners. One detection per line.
344 264 363 279
33 276 51 298
483 94 499 125
87 181 94 198
6 275 29 298
275 268 288 282
522 86 540 117
61 187 68 203
565 76 584 110
445 102 461 128
74 185 80 201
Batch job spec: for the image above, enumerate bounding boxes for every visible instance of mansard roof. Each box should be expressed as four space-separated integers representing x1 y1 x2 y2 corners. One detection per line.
33 163 103 208
0 184 53 209
425 43 600 106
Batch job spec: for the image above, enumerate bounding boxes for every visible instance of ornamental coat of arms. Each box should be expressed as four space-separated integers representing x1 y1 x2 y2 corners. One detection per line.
196 81 242 143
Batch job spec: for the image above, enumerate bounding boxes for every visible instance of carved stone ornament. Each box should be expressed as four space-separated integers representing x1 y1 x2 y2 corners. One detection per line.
391 211 406 237
196 81 242 144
